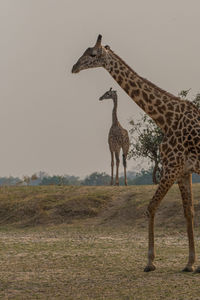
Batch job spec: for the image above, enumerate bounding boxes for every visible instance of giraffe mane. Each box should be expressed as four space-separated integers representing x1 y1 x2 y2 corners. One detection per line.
106 46 182 101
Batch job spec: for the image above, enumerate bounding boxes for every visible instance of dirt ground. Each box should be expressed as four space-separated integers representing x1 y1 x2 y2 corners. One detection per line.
0 185 200 299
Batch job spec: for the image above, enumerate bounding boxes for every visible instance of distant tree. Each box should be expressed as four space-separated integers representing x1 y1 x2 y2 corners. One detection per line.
40 175 64 185
132 168 200 185
22 174 38 186
178 88 191 99
128 114 163 184
118 169 137 185
82 172 110 186
37 171 49 180
23 176 31 186
31 174 38 181
192 92 200 109
132 169 154 185
0 172 81 186
178 88 200 108
40 174 80 186
63 175 80 185
0 176 21 186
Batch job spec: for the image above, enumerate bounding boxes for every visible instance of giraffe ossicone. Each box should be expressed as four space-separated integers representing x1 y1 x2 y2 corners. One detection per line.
72 34 200 273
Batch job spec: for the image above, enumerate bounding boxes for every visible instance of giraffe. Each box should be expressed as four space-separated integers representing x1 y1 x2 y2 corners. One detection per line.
99 87 130 186
72 34 200 273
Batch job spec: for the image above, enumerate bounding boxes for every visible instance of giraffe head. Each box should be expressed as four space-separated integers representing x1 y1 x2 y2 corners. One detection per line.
72 35 108 73
99 88 117 101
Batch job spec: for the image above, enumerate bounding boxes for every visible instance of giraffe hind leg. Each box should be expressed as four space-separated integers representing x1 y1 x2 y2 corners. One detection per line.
178 174 195 272
122 153 127 186
110 151 114 185
144 167 181 272
193 169 200 272
115 151 120 186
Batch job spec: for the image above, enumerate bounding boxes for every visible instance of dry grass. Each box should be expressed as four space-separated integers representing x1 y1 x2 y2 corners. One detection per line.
0 184 200 299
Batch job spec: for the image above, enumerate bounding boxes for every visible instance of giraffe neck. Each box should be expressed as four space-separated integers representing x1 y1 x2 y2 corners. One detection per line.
112 97 118 125
104 47 183 134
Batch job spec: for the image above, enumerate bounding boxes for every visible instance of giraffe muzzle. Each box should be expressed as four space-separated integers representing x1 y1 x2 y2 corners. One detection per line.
71 63 79 74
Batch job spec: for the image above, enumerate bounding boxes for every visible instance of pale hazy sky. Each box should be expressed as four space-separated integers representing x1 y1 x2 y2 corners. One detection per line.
1 0 200 177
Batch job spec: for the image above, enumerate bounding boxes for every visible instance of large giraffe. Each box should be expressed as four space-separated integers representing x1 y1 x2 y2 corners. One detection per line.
99 88 130 186
72 35 200 273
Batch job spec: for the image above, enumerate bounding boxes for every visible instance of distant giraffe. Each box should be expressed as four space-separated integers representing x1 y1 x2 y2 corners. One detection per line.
99 88 129 186
72 34 200 273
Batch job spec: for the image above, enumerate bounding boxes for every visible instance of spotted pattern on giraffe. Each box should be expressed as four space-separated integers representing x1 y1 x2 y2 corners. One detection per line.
72 34 200 273
99 88 130 186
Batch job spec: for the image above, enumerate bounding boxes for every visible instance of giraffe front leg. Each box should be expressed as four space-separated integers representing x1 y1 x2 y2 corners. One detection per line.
178 174 196 272
110 152 114 185
144 168 179 272
144 213 156 272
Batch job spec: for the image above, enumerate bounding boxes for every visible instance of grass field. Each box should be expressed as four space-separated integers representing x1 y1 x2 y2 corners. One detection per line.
1 185 200 299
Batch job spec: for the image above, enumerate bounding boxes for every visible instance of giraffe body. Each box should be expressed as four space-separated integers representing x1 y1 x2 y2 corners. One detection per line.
72 35 200 272
99 88 129 185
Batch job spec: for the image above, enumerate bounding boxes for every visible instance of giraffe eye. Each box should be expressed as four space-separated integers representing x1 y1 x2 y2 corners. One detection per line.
90 53 96 57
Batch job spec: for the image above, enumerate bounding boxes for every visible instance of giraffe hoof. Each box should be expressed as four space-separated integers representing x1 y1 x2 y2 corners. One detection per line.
194 266 200 273
144 264 156 272
182 266 194 272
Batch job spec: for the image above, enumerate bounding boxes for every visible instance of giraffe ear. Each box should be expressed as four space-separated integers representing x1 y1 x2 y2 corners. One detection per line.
94 34 102 49
109 87 112 91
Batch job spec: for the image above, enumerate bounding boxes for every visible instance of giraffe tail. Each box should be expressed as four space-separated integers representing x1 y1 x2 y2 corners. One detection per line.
122 154 127 168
